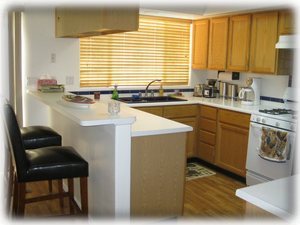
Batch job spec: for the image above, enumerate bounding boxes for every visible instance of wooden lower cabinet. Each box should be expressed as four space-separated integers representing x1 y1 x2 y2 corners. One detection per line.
197 105 217 163
131 133 186 217
135 105 197 157
135 105 251 177
173 117 197 158
215 109 250 177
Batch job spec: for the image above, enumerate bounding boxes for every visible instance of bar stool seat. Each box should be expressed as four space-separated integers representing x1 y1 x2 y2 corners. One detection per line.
21 126 61 150
24 146 88 182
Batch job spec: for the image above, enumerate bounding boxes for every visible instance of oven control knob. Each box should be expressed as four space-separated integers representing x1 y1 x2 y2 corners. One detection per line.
256 117 261 122
262 118 266 123
275 122 280 127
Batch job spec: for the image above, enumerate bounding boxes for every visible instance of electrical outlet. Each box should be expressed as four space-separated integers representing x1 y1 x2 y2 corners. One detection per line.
66 76 74 85
51 53 56 63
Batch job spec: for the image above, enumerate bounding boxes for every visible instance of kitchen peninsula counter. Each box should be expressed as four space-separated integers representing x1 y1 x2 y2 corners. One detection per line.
25 91 192 219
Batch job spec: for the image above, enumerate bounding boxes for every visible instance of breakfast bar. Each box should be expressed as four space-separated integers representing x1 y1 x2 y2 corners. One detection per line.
25 91 192 218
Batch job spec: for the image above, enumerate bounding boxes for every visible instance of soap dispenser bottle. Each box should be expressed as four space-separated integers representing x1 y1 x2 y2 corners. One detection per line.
112 84 119 100
159 83 164 96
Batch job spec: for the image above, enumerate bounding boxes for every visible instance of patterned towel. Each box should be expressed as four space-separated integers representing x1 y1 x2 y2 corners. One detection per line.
259 127 288 162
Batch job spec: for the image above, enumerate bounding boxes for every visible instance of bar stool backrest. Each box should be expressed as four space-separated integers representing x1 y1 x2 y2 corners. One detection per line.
3 103 29 180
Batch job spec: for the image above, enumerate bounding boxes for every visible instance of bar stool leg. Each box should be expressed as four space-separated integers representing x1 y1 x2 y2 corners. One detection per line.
16 182 26 217
80 177 88 216
48 180 53 193
12 172 18 216
68 178 74 215
57 179 64 208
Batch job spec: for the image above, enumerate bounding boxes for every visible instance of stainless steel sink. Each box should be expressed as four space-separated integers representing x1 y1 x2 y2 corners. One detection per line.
117 96 187 104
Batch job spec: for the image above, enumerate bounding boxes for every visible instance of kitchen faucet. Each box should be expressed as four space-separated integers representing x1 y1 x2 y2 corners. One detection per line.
144 79 162 97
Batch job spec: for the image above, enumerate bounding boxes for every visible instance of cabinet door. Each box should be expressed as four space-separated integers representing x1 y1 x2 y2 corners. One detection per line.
250 11 278 74
279 10 295 35
173 117 197 158
163 105 197 119
215 123 249 177
227 14 251 71
135 106 163 117
208 17 229 70
192 19 209 69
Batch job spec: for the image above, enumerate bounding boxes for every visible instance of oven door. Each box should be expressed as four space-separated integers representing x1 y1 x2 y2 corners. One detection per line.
246 122 295 183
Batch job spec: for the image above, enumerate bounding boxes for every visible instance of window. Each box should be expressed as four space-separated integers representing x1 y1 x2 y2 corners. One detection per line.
80 15 191 87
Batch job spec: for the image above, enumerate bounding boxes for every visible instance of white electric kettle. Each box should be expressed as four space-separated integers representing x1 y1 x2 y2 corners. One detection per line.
238 87 255 105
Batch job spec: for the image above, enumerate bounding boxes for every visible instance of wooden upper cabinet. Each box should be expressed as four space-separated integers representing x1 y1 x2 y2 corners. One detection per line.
192 19 210 69
227 14 251 71
279 10 295 35
208 17 229 70
249 11 278 74
55 8 139 38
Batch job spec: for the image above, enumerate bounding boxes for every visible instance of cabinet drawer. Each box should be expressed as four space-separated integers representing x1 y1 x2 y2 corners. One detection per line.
135 107 163 117
164 105 197 119
199 118 217 133
218 109 250 129
199 130 216 146
198 142 215 163
200 105 217 120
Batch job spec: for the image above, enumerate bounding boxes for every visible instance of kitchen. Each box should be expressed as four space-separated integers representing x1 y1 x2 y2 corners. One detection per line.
0 0 298 222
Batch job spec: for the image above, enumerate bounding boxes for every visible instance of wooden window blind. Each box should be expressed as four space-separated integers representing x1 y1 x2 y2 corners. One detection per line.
80 15 191 87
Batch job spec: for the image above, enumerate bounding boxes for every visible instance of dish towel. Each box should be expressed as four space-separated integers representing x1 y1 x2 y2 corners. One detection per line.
258 127 289 162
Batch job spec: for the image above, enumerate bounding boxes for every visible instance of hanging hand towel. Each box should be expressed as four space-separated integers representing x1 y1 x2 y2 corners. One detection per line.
258 127 289 162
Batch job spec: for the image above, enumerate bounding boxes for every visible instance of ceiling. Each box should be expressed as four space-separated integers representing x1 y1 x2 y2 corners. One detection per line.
139 1 292 19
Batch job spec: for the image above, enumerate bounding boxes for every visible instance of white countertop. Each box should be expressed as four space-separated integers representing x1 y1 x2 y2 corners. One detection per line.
236 175 297 220
28 91 193 137
28 91 136 126
29 91 280 137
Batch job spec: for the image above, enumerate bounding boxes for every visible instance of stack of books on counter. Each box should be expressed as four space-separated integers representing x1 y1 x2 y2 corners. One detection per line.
38 84 65 93
37 78 64 93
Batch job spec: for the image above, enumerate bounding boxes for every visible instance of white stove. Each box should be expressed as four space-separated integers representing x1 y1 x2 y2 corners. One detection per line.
246 106 297 186
251 108 296 131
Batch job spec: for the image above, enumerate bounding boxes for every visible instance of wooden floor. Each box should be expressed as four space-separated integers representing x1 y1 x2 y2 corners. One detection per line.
13 167 275 219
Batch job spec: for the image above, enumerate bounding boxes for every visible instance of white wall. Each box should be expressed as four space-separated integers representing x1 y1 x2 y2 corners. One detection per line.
23 8 80 91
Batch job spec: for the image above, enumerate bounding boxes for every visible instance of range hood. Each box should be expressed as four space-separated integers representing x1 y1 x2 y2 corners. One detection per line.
275 35 296 49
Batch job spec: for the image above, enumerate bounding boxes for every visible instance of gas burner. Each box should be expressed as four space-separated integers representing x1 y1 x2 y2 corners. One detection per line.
259 108 295 115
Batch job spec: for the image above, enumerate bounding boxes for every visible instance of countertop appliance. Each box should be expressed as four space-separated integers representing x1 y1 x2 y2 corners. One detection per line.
246 107 297 186
193 84 205 97
239 87 255 105
203 79 218 98
218 81 228 98
203 85 218 98
227 83 238 100
239 78 261 105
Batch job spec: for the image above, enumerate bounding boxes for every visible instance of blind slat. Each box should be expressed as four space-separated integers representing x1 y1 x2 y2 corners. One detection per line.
80 15 191 87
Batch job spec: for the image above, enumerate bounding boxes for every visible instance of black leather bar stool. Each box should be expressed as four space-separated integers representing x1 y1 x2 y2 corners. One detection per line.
3 103 89 217
21 126 61 150
21 126 62 193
